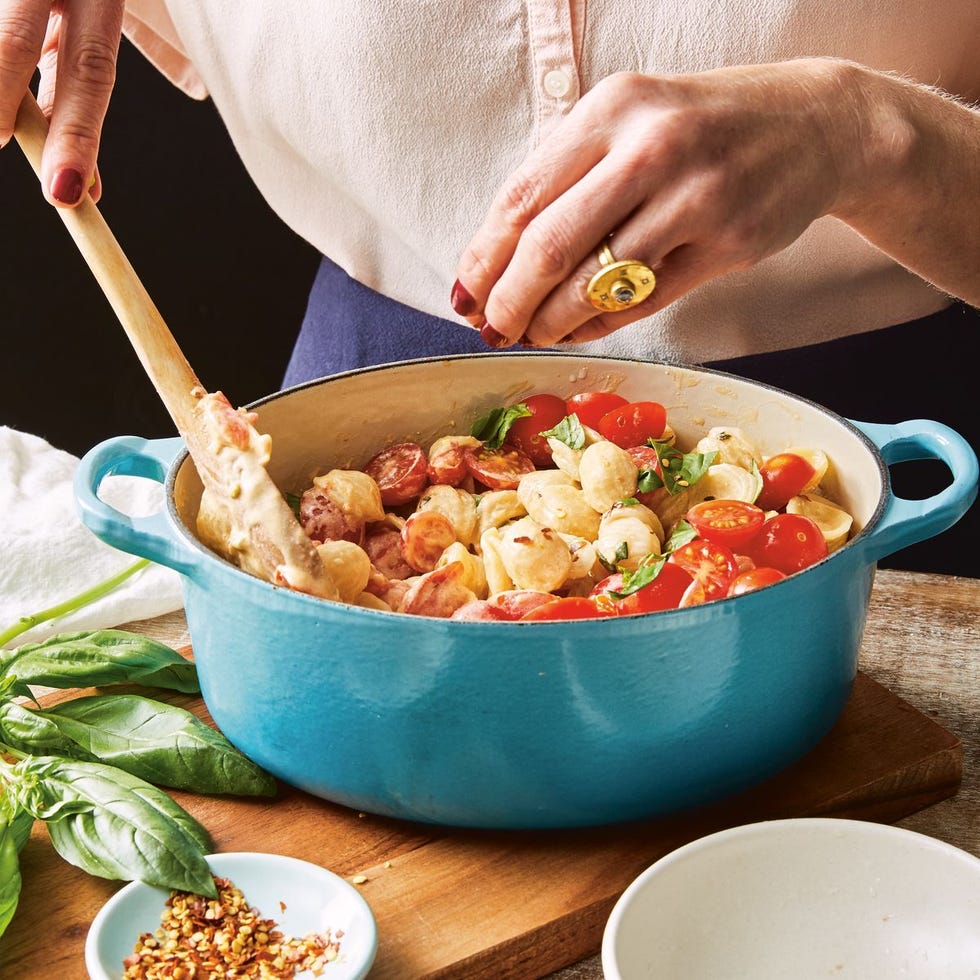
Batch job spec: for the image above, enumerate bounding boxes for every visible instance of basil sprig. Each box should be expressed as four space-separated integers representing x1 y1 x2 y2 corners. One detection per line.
8 755 216 896
637 441 717 495
0 630 199 694
0 619 278 939
471 403 531 449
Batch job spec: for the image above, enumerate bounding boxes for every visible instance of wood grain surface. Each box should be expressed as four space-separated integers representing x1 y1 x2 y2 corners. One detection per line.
1 569 976 979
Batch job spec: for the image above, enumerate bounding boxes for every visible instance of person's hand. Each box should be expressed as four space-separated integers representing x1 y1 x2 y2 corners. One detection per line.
0 0 125 206
451 59 868 348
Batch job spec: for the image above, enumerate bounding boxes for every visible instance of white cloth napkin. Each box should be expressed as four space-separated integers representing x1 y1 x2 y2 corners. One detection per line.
0 427 184 649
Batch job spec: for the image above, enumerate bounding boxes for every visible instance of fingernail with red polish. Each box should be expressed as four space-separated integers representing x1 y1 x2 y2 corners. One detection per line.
480 324 512 349
51 167 85 205
451 279 478 317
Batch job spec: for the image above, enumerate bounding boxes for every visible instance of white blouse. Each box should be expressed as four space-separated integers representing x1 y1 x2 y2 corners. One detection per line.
122 0 977 361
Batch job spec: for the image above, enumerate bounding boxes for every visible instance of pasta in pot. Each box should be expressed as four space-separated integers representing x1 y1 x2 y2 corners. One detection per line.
287 389 855 619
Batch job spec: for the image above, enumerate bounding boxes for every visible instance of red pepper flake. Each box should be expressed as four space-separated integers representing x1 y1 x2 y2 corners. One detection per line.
123 875 344 978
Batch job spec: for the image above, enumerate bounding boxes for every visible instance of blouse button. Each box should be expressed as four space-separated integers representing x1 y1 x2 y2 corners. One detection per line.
543 69 572 98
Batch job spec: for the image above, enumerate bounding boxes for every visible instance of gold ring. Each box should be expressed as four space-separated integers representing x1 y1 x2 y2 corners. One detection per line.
586 240 656 312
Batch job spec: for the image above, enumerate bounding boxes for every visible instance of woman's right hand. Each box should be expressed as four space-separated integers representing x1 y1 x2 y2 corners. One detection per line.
0 0 125 206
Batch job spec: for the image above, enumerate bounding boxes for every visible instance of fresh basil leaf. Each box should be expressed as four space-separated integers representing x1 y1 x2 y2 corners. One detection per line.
7 809 34 854
0 674 31 703
43 695 276 796
0 804 35 856
639 442 718 495
471 403 531 449
10 756 215 896
284 491 302 520
0 701 95 760
636 466 664 495
1 631 199 693
0 815 23 939
608 556 668 599
540 413 585 450
619 497 640 507
665 519 699 553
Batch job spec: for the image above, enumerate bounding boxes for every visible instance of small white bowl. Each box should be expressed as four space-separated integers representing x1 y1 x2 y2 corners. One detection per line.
602 818 980 980
85 852 377 980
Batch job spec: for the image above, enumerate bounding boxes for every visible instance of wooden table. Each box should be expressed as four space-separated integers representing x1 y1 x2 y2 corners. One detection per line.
2 569 977 978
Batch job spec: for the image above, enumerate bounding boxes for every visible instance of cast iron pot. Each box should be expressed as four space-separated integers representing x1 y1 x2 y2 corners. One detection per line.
75 355 977 829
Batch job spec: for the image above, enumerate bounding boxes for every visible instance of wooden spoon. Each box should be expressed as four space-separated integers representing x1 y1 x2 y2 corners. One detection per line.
14 92 338 601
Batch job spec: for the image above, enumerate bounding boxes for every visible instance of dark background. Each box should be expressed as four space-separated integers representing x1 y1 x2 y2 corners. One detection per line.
0 41 319 455
1 41 976 577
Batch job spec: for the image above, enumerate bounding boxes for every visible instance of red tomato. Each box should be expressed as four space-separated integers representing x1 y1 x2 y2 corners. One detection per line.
728 566 787 596
686 499 766 551
463 444 535 490
363 442 428 505
625 444 663 475
756 452 816 511
596 401 668 448
487 589 557 620
427 437 476 486
506 394 568 466
668 539 739 601
401 511 457 573
625 445 666 508
592 562 695 615
744 514 829 574
566 391 629 430
520 596 614 621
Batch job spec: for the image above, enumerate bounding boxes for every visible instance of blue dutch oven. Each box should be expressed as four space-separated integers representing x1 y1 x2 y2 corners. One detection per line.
74 355 977 828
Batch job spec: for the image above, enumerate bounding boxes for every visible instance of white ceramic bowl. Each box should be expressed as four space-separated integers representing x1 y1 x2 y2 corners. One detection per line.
85 852 377 980
602 818 980 979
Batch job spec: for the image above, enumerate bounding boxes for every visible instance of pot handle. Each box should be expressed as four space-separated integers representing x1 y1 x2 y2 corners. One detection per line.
74 435 202 579
851 418 979 562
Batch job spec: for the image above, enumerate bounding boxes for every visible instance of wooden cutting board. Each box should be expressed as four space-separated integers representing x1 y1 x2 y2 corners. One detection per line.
1 671 961 979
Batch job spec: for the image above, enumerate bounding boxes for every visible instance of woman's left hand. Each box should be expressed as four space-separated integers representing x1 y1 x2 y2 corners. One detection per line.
452 59 859 348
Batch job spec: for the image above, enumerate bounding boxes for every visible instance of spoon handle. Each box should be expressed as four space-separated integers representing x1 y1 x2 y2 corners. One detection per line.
14 91 201 435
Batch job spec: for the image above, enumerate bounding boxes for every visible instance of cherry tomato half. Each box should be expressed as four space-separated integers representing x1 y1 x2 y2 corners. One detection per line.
596 401 668 448
686 499 766 551
592 562 695 615
520 596 615 621
506 393 568 466
727 566 787 596
744 513 828 574
363 442 428 506
668 539 739 602
566 391 628 430
756 452 816 511
463 444 535 490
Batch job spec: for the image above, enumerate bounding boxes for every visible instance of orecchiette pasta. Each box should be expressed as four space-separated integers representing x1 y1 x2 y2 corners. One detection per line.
496 517 573 593
312 470 386 524
579 440 639 513
596 504 664 571
694 427 762 470
315 539 372 603
522 482 601 540
476 490 527 539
